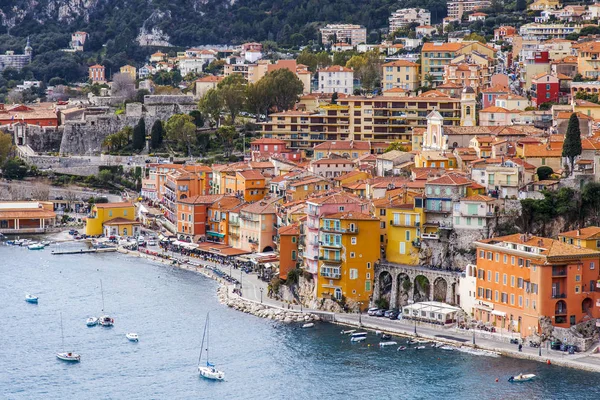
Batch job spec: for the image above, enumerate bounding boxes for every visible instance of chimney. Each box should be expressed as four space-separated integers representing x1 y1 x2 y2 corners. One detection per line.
538 239 543 247
577 229 581 236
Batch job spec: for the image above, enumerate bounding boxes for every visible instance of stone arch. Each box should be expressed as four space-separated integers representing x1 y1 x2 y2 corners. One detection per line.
378 271 393 308
396 273 411 308
433 277 448 302
582 297 593 313
413 275 430 302
262 245 273 252
555 300 567 315
180 194 187 200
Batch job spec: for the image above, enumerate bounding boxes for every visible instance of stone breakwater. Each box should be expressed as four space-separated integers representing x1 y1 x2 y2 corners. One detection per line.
216 286 321 324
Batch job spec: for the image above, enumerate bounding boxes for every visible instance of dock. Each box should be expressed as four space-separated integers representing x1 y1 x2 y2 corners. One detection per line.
51 248 118 255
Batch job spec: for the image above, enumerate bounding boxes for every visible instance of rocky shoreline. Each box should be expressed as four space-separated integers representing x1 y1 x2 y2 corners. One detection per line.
216 286 321 323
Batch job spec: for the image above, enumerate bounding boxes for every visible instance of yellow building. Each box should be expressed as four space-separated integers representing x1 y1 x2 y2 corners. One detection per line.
317 212 379 309
574 99 600 119
287 176 331 201
334 170 370 187
382 60 420 92
529 0 560 10
558 226 600 249
384 197 426 265
573 42 600 80
119 65 137 81
85 202 139 236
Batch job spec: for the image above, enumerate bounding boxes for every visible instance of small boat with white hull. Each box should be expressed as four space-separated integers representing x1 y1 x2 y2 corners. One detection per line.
25 294 38 303
86 317 98 327
99 315 114 327
126 333 139 342
198 313 224 381
56 313 80 363
508 373 536 382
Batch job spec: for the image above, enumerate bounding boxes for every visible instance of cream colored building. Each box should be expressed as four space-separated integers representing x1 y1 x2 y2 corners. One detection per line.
382 60 420 91
119 65 137 81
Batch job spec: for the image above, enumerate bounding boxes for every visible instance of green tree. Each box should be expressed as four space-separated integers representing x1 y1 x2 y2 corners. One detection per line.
2 158 28 180
217 74 247 125
189 110 204 128
536 166 554 181
132 118 146 151
516 0 527 11
331 92 338 104
199 88 223 128
464 33 486 43
246 80 272 120
216 125 238 157
98 169 113 184
263 68 304 112
562 113 582 175
0 130 14 166
150 120 164 150
165 114 197 157
385 142 408 153
583 182 600 226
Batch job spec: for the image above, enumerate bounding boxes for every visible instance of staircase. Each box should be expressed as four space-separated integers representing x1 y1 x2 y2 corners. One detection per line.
16 145 36 159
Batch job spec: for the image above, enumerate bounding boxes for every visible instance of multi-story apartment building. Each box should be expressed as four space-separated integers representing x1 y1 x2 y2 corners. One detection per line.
239 198 278 252
261 91 470 151
89 64 106 83
424 173 472 230
277 223 300 279
220 169 267 202
443 62 486 93
303 193 367 276
119 65 137 81
389 8 431 32
317 65 354 94
384 197 427 265
176 195 225 241
447 0 491 20
313 140 371 160
574 41 600 80
382 60 420 91
558 227 600 250
163 167 213 224
320 24 367 46
227 204 243 249
206 196 244 244
452 194 494 230
473 234 600 337
519 23 583 40
316 212 379 308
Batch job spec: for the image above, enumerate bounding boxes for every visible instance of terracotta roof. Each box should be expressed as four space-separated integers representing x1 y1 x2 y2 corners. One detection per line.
324 211 376 221
462 195 494 202
0 209 56 219
334 170 368 181
427 173 472 186
478 234 600 258
241 198 278 214
521 143 562 158
103 217 140 226
480 106 512 113
481 84 510 94
422 42 466 52
178 195 224 205
307 192 365 206
311 158 355 165
94 202 133 209
556 111 593 120
288 176 327 187
249 161 274 169
319 65 353 73
237 170 264 180
210 196 244 211
382 60 418 67
559 226 600 240
196 75 223 82
575 41 600 53
496 94 527 101
279 223 300 235
313 140 370 151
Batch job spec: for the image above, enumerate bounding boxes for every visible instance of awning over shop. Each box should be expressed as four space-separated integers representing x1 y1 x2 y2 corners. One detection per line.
491 310 506 317
206 231 225 238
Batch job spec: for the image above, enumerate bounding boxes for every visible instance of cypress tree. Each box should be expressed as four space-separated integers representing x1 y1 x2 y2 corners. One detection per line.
132 118 146 151
562 113 581 175
150 120 164 150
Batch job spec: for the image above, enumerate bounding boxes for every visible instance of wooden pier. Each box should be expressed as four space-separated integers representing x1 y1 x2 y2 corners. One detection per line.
51 248 118 255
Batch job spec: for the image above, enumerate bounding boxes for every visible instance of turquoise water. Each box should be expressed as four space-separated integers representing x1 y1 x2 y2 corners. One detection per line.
1 242 599 400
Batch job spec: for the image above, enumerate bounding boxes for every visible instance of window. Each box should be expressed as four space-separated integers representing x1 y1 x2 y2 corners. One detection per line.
510 294 515 305
487 270 491 282
365 281 371 291
123 210 128 216
181 213 185 220
501 293 508 303
575 275 581 282
518 296 523 307
292 237 296 243
495 290 499 301
503 274 507 285
108 210 113 217
400 242 406 254
518 278 523 288
351 237 357 245
405 231 411 241
511 256 515 265
479 250 485 258
350 252 355 258
526 298 529 308
477 287 483 297
380 221 386 229
503 255 507 264
487 252 492 260
591 262 596 270
511 276 515 287
349 269 358 279
367 262 371 269
380 209 386 216
339 206 345 212
478 269 484 280
575 285 581 294
291 250 296 260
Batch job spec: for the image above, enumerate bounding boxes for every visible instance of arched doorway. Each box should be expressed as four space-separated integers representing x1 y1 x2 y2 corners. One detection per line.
122 228 128 236
555 300 567 324
433 277 448 302
413 275 430 302
378 271 393 309
396 273 411 309
582 297 593 313
262 246 273 252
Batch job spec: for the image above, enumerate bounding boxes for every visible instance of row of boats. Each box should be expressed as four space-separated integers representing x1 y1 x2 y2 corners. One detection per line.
6 238 51 250
339 329 534 382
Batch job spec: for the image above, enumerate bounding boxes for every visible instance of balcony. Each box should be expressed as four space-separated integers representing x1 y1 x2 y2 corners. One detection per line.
421 233 439 240
319 255 342 263
320 268 341 279
229 220 240 227
229 232 239 239
240 214 259 222
390 220 417 228
320 241 342 248
248 238 258 244
552 268 567 277
552 293 566 299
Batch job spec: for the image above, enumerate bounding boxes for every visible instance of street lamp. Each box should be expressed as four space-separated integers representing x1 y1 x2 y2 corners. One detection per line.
300 296 303 313
229 263 232 279
358 301 364 325
260 287 264 303
407 300 416 334
240 268 243 289
472 328 476 345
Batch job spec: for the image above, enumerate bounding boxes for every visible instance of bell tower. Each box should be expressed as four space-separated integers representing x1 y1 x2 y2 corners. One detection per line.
461 86 476 127
423 109 447 151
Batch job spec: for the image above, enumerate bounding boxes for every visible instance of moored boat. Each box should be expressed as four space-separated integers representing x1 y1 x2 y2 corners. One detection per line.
25 294 38 303
381 333 392 340
350 332 367 338
198 312 224 381
379 341 398 347
415 346 426 350
28 243 45 250
56 352 81 362
126 333 139 342
99 315 114 327
86 317 98 327
439 345 455 351
302 323 314 328
509 374 536 382
341 329 356 335
397 346 407 351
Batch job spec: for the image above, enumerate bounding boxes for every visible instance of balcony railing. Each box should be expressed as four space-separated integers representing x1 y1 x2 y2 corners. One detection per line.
229 220 240 227
552 268 567 277
319 255 342 263
552 293 566 299
320 269 341 279
421 233 439 240
320 241 342 248
554 307 567 315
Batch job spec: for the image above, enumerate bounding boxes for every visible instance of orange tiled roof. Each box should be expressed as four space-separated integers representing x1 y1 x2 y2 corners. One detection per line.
478 234 600 258
382 60 418 67
559 226 600 240
324 211 377 221
462 194 494 202
94 202 133 209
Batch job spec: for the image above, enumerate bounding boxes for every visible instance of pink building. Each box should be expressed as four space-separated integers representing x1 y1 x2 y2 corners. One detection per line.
249 138 302 162
304 193 368 275
309 158 356 178
481 84 510 109
239 198 278 252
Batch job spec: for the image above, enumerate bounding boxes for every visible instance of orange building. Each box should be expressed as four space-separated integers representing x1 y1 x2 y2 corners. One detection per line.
206 196 244 244
163 167 213 224
221 169 267 202
0 103 58 127
474 234 600 337
277 223 300 279
239 198 278 252
89 64 106 82
176 195 224 241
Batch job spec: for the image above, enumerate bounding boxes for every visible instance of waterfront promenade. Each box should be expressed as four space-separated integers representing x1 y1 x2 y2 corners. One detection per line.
134 244 600 373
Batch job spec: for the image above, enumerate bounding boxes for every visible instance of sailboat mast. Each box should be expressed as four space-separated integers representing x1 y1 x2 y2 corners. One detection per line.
198 313 208 366
206 313 209 366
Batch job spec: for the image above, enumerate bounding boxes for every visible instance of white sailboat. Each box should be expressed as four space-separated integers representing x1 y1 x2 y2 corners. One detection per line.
198 313 224 381
56 313 81 362
98 280 114 327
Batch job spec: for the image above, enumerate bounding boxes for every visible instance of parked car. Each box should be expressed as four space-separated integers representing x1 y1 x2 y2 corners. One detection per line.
550 341 562 350
375 309 386 317
388 310 400 320
367 307 379 316
384 309 397 318
147 240 157 246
